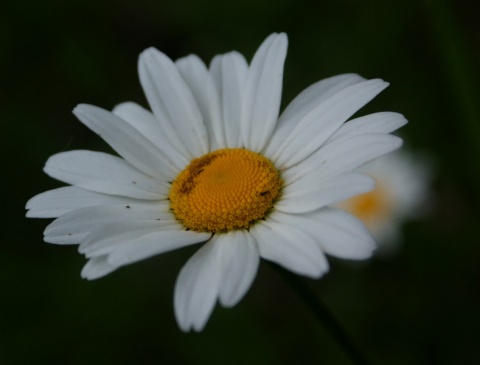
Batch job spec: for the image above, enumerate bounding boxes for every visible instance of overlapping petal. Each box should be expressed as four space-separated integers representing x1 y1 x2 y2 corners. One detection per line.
269 209 375 259
269 79 389 169
44 150 168 200
73 104 178 180
78 220 182 257
173 231 259 331
250 220 329 278
112 102 189 171
175 55 223 151
210 51 249 148
328 112 407 143
26 186 143 218
81 255 118 280
241 33 287 152
44 203 171 244
283 133 403 184
217 230 259 307
276 172 375 214
107 230 211 268
138 47 208 159
263 73 365 158
174 238 222 332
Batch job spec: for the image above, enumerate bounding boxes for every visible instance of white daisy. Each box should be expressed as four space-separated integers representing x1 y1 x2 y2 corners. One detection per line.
337 150 431 254
26 33 407 332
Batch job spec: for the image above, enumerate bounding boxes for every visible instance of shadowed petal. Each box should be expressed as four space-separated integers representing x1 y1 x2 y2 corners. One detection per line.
138 48 208 159
329 112 407 143
174 239 221 332
113 102 189 171
44 203 170 244
81 255 118 280
272 79 389 169
241 33 288 152
277 172 375 214
73 104 178 179
250 220 328 278
26 186 146 218
107 230 211 267
270 209 375 259
78 220 182 257
264 73 365 158
44 150 168 200
283 134 403 184
210 51 249 148
217 230 260 307
176 54 223 151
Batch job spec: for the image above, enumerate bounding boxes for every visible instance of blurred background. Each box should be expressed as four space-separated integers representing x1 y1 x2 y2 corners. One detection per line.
1 0 479 363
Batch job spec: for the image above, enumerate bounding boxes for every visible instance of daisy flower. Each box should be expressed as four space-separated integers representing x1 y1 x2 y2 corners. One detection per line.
337 150 431 254
26 33 407 332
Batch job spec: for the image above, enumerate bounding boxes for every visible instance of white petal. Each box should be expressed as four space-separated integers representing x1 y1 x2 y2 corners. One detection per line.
44 232 87 245
107 230 211 267
278 74 366 128
26 186 145 218
264 73 365 158
81 256 118 280
44 203 170 243
112 102 188 171
174 239 221 332
270 208 375 259
138 48 208 159
73 104 178 179
78 220 182 257
273 79 389 169
112 101 157 130
329 112 408 143
217 230 259 307
44 150 167 200
210 51 249 148
176 55 223 151
250 220 328 278
242 33 288 152
277 172 375 214
283 134 403 184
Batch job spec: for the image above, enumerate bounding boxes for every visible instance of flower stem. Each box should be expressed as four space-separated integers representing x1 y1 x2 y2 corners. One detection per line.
270 263 372 365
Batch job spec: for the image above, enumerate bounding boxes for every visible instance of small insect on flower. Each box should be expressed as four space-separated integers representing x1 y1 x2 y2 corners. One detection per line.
26 33 406 332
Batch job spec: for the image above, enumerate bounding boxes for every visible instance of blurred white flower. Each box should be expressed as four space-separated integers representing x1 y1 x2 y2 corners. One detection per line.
26 33 406 331
337 150 431 254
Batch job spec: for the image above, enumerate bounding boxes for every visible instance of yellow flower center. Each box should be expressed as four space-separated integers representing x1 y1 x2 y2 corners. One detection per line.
339 182 392 227
169 148 282 232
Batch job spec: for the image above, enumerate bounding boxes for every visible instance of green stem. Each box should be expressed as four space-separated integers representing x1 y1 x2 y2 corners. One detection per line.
271 263 372 365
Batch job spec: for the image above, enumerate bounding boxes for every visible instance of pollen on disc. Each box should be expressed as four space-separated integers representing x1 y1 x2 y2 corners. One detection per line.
169 148 282 232
339 183 392 225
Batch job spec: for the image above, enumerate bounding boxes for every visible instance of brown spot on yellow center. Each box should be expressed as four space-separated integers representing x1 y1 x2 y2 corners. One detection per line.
169 148 282 232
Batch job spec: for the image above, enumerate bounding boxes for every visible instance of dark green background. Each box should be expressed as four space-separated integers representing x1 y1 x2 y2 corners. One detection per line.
2 0 479 363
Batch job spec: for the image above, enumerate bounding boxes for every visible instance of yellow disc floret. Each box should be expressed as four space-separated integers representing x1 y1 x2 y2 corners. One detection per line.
339 182 392 226
169 148 282 232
